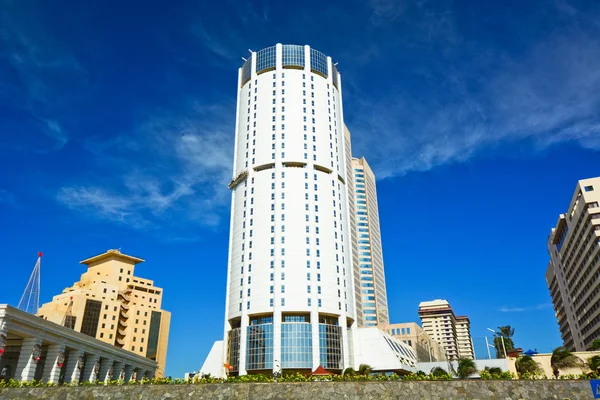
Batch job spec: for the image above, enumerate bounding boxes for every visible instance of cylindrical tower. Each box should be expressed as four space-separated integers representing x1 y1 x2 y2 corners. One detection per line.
222 44 356 375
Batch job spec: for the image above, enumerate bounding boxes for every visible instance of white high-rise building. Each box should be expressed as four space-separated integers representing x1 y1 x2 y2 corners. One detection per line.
222 44 356 375
546 177 600 351
351 157 389 327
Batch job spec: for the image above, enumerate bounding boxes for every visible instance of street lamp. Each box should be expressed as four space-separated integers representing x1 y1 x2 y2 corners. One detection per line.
487 328 507 358
485 338 495 360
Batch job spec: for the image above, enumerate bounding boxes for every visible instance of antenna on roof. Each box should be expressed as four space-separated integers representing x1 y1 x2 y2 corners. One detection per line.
248 49 253 53
18 252 42 314
242 57 247 61
334 62 339 66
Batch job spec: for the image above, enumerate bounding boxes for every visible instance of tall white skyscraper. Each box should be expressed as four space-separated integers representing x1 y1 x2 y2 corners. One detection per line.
222 44 356 375
351 157 389 327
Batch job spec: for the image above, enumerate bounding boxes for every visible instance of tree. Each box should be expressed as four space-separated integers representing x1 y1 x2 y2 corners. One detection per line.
589 339 600 351
515 356 542 376
588 355 600 373
493 326 516 358
357 364 372 376
342 367 356 376
456 358 477 379
551 346 583 378
430 367 448 378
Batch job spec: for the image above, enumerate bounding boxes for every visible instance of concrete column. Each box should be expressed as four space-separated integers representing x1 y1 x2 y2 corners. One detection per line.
113 361 125 381
63 349 84 384
41 344 65 384
123 364 134 382
134 368 146 381
98 358 114 383
145 369 155 380
14 337 42 382
82 354 100 383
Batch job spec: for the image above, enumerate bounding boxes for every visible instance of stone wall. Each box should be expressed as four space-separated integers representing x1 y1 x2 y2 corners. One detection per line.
0 380 594 399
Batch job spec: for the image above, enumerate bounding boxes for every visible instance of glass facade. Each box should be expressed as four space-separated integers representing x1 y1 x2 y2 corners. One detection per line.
256 46 276 74
282 45 305 68
64 315 76 330
146 311 162 360
332 63 339 90
319 324 343 370
241 56 253 86
80 299 102 338
228 328 241 372
281 323 312 369
246 323 273 370
310 48 328 78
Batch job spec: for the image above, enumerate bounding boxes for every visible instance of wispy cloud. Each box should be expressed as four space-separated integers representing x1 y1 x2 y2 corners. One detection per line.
57 100 235 232
0 189 18 208
0 0 87 152
499 303 553 313
348 1 600 179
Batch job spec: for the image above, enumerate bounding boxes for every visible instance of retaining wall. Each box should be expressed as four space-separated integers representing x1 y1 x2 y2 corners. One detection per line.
0 380 595 400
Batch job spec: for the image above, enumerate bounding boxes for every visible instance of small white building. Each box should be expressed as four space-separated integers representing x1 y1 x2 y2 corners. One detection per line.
0 305 156 383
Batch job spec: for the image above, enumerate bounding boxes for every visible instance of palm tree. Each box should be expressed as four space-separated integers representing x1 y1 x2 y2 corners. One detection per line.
342 367 356 376
456 358 477 379
430 367 448 378
588 355 600 373
515 355 542 376
494 325 516 358
357 364 372 376
551 347 583 378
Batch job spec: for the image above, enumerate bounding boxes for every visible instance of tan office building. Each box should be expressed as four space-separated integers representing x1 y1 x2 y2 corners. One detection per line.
37 249 170 377
352 157 390 327
418 299 474 360
546 177 600 351
380 322 445 362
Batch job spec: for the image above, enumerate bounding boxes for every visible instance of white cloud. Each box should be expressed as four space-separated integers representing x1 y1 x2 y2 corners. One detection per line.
349 2 600 179
57 101 235 232
499 303 553 313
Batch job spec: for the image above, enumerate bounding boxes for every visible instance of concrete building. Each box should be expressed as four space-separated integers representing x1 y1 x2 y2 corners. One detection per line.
36 250 170 377
546 177 600 351
202 328 418 378
418 300 474 360
223 44 356 376
351 157 389 327
456 316 475 360
380 322 445 362
0 305 156 383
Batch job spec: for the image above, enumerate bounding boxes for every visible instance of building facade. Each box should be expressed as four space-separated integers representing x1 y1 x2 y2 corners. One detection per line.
351 157 389 327
455 316 475 360
380 322 444 362
546 177 600 351
36 250 170 376
222 44 356 376
418 300 474 360
0 305 156 383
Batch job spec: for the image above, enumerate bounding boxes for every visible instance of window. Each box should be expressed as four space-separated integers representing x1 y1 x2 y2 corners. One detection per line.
585 186 595 192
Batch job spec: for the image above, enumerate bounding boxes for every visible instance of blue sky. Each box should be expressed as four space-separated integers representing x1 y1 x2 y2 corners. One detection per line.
1 0 599 376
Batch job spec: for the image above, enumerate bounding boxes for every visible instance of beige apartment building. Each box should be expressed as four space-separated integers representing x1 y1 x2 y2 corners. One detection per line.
380 322 445 362
546 177 600 351
418 299 474 360
352 157 390 327
456 316 475 360
37 249 170 377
